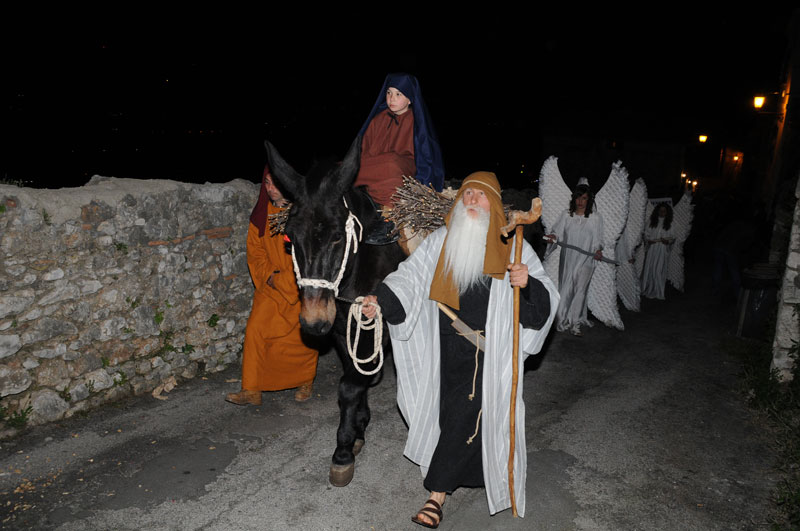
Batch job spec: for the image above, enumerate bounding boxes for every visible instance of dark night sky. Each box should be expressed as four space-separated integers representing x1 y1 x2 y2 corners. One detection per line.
2 8 795 189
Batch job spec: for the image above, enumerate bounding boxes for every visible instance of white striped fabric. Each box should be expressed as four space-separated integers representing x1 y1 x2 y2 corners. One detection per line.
383 227 559 517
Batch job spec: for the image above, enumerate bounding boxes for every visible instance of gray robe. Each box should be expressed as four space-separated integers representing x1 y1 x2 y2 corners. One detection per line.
383 227 559 516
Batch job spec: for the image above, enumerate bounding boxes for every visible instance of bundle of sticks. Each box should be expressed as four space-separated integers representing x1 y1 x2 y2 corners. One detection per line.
387 175 521 239
268 208 290 236
268 175 515 238
385 176 457 238
266 176 456 237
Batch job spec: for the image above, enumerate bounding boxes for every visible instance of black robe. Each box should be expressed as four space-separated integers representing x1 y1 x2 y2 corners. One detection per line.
377 276 551 493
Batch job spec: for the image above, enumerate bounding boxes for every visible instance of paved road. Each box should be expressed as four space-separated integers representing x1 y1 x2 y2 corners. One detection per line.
0 264 777 530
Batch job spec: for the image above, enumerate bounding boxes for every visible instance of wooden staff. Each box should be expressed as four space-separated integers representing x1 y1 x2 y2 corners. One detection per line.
500 198 542 517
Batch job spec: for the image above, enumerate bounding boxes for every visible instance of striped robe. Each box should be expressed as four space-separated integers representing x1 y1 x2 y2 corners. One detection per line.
383 227 559 516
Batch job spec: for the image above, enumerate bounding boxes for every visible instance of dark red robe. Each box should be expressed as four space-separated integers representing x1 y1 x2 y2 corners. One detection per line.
354 109 415 207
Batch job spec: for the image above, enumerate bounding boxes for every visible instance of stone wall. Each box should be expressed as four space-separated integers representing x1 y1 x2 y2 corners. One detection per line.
771 172 800 381
0 176 259 430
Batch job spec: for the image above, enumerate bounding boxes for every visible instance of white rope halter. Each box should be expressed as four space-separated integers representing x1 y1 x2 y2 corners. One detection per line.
289 198 383 376
290 198 363 297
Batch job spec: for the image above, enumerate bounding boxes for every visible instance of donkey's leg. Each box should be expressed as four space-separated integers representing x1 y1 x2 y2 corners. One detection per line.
351 325 380 455
352 388 369 456
329 366 369 487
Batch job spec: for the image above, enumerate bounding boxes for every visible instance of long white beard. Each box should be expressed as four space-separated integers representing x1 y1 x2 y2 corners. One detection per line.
443 201 490 294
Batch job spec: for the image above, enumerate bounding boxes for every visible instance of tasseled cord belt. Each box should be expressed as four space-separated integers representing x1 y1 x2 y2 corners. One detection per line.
459 329 484 445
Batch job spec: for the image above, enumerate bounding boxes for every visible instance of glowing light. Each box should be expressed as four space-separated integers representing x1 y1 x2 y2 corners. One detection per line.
733 155 739 161
698 135 708 143
754 96 765 109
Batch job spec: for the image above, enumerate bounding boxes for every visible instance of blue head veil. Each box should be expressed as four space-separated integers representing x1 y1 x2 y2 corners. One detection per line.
358 73 445 191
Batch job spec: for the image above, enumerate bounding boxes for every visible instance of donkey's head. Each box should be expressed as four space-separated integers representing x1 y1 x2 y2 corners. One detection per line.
265 138 361 336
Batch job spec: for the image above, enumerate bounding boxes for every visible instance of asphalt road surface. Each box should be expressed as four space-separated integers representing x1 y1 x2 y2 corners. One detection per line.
0 265 777 530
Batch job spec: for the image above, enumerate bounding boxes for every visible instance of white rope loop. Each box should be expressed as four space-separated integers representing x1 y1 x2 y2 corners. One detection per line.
346 297 384 376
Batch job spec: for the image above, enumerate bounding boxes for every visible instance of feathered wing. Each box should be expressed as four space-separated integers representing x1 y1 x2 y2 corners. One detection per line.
538 156 572 290
587 161 629 329
667 191 694 291
635 200 654 279
617 178 648 311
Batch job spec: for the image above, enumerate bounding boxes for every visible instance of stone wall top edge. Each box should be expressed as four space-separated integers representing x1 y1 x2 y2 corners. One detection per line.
1 176 260 224
1 176 257 194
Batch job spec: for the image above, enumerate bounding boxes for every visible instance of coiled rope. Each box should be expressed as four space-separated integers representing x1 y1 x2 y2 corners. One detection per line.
346 297 384 376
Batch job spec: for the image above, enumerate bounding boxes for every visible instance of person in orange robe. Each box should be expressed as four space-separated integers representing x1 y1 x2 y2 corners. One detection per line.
226 166 318 405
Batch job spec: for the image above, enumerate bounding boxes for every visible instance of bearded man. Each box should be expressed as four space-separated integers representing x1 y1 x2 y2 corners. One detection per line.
361 172 559 526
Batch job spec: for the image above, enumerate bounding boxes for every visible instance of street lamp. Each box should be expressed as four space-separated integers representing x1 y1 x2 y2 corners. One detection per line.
698 135 708 143
754 96 765 109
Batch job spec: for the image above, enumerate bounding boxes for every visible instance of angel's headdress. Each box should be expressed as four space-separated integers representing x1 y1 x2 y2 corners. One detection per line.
570 178 595 217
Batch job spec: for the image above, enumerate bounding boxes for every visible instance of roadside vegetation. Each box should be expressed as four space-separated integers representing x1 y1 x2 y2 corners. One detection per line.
730 320 800 530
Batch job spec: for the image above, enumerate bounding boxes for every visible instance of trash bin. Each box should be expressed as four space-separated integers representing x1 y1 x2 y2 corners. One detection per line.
735 263 779 339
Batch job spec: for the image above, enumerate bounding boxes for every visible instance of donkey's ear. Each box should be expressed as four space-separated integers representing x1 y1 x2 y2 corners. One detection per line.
265 140 306 199
330 136 362 195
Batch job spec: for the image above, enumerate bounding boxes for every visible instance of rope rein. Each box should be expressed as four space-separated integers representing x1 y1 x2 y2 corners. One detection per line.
346 297 384 376
290 198 382 375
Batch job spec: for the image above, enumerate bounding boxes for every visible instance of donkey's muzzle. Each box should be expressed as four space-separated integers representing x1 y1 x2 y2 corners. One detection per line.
299 290 337 336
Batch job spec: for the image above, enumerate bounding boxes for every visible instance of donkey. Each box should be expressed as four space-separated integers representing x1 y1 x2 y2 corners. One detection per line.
265 138 406 487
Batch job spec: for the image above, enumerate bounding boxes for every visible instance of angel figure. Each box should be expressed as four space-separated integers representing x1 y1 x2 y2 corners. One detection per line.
540 157 629 334
640 191 694 299
616 178 648 311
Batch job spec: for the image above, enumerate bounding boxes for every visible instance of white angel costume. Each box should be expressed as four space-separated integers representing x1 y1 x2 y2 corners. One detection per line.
549 209 604 332
639 192 694 300
539 157 629 332
381 227 559 517
641 214 675 299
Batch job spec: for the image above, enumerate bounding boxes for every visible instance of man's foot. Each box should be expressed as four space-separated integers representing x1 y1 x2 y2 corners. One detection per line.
570 325 583 337
411 494 445 528
294 381 313 402
225 389 261 406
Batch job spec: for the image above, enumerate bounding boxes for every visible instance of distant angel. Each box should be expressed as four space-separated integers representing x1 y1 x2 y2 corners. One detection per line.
641 202 675 299
640 191 693 299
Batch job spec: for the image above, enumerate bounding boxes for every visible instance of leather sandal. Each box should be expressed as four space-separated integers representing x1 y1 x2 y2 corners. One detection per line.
225 389 261 406
294 381 313 402
411 498 443 529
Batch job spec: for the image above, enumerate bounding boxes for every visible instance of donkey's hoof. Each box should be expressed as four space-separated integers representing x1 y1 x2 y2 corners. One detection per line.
329 462 355 487
353 438 365 456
